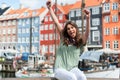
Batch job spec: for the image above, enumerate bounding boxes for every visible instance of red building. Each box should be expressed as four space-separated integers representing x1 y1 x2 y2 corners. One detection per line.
40 3 73 59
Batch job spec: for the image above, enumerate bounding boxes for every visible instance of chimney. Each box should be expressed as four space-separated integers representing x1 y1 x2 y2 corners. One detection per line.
1 3 7 9
20 4 24 9
61 3 63 6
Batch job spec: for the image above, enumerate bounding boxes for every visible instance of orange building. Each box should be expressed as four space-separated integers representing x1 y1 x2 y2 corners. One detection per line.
102 0 120 50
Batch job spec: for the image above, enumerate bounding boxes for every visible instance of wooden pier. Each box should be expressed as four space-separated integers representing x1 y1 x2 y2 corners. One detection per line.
0 77 119 80
0 60 27 72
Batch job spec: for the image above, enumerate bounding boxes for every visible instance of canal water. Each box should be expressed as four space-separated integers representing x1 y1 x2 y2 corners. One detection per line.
0 72 15 78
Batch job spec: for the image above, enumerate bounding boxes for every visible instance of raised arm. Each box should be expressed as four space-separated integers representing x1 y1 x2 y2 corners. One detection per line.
82 9 90 44
46 0 63 33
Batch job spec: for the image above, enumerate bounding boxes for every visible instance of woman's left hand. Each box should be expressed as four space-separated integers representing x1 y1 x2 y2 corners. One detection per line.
83 9 90 18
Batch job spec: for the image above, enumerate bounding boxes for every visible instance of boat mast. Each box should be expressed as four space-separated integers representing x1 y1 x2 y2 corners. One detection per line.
81 0 85 35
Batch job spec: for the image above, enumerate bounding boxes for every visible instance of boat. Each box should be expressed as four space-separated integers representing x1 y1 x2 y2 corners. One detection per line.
85 68 120 79
15 70 41 78
15 67 54 78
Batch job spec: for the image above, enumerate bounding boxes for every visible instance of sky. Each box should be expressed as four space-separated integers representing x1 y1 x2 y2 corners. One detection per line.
0 0 78 9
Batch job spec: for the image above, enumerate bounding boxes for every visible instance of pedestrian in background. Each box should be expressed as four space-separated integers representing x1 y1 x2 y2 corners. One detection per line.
46 0 90 80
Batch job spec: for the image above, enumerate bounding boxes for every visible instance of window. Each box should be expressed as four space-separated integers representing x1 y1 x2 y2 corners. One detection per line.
49 24 53 30
112 15 118 22
105 41 110 48
12 36 16 42
45 25 48 30
40 25 43 30
8 21 11 26
49 45 53 53
12 20 16 25
0 22 2 26
49 34 52 40
113 27 118 35
40 34 43 40
49 16 52 21
92 31 100 42
26 37 29 43
103 3 110 12
3 21 6 26
25 19 29 24
8 29 11 34
59 14 63 20
70 10 74 17
12 29 16 34
22 20 25 26
104 28 110 35
113 41 118 49
18 29 21 33
45 16 48 22
18 20 22 25
22 37 25 43
34 37 39 42
25 47 29 52
32 11 36 16
92 7 99 15
76 20 81 27
26 28 29 33
3 37 5 42
104 16 110 23
0 30 1 34
24 12 28 16
18 38 21 42
35 17 39 23
76 9 81 16
7 36 11 42
45 34 48 40
92 18 100 26
112 3 118 10
22 29 25 33
45 45 48 53
3 29 6 34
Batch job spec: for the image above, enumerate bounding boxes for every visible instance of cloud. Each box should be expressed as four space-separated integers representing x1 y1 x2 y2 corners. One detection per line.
19 0 46 9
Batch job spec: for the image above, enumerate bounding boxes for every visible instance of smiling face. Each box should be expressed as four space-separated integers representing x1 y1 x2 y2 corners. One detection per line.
67 24 76 39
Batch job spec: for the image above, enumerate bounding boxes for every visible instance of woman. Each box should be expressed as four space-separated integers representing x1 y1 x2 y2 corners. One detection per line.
46 0 90 80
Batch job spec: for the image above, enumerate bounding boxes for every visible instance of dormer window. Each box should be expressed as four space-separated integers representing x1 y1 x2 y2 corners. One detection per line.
32 11 36 16
24 12 28 16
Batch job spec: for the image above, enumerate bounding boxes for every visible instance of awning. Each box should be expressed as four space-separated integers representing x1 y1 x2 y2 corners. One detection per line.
80 51 104 62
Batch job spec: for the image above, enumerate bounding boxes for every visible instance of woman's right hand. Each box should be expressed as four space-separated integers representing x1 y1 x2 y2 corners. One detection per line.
46 0 52 9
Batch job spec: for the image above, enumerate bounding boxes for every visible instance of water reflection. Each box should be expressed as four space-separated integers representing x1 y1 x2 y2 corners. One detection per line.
0 72 15 78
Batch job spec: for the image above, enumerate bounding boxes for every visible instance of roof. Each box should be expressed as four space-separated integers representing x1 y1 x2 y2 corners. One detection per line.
36 7 46 16
62 4 74 14
19 7 47 19
0 8 29 20
71 0 103 10
51 3 73 14
0 7 10 15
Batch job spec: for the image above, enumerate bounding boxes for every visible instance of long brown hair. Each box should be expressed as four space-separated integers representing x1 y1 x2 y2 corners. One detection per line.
62 21 83 48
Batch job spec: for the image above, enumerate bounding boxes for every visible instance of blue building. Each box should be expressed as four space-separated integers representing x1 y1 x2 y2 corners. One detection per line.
17 7 48 55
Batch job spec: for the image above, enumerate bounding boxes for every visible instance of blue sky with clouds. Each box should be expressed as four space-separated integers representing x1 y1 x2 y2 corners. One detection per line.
0 0 77 9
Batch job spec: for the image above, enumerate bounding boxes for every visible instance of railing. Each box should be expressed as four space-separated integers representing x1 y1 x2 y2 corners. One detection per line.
102 10 110 15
